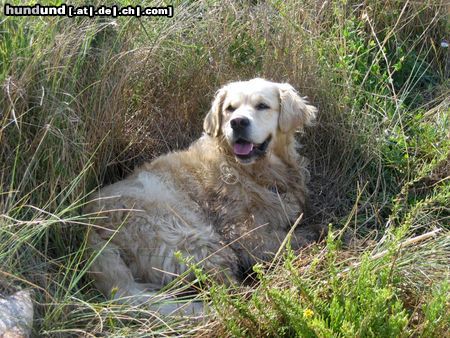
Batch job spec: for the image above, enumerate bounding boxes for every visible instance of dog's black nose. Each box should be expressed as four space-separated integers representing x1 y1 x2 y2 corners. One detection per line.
230 117 250 131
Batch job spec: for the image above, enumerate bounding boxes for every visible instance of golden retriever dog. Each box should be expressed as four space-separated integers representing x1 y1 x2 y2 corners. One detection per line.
85 78 320 314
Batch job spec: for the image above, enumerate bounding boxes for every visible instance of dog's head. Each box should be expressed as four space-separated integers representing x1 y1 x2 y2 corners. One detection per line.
204 78 317 164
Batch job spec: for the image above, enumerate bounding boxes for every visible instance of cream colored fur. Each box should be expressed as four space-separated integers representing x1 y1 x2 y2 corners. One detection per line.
85 78 320 315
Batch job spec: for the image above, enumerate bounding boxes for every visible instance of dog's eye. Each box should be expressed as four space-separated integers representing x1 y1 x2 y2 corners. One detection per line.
226 105 236 112
256 102 270 110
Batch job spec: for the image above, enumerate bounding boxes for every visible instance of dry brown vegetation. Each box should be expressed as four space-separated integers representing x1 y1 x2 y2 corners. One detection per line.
1 0 448 336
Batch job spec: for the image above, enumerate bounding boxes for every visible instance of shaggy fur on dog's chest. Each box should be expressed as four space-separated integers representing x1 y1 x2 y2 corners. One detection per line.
138 135 310 275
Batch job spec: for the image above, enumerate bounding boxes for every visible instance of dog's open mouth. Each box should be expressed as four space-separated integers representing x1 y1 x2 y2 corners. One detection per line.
233 135 272 162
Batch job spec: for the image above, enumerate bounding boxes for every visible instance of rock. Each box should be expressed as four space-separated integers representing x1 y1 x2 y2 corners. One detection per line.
0 290 33 338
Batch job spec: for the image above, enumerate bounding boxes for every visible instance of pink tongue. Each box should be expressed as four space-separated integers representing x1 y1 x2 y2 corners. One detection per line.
234 142 253 155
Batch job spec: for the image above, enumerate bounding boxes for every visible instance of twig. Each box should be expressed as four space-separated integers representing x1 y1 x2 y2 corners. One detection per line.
269 213 303 270
343 228 444 272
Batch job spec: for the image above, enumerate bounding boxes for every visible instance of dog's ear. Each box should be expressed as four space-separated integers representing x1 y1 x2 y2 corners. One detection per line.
278 83 317 133
203 88 227 137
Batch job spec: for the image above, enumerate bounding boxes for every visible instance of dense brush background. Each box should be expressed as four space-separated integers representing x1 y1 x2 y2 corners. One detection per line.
1 0 449 336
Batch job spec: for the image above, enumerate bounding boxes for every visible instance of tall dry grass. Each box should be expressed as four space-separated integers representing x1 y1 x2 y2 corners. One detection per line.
1 0 448 336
